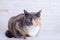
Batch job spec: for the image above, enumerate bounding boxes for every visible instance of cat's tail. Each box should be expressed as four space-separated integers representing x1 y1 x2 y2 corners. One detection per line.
5 30 14 38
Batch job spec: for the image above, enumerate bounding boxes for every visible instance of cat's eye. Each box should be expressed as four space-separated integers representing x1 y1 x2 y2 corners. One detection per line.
27 18 30 21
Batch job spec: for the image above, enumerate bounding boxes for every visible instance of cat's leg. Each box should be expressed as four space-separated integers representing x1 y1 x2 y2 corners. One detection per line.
13 28 22 38
15 22 29 38
5 16 15 38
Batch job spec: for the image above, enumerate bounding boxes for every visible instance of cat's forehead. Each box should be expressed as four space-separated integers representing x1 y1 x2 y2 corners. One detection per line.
28 12 37 16
29 12 40 19
29 12 37 14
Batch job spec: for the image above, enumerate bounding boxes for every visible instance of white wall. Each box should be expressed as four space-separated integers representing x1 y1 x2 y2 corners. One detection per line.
0 0 60 31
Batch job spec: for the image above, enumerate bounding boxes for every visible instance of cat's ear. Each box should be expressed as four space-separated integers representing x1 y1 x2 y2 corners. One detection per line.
36 9 42 17
24 10 29 16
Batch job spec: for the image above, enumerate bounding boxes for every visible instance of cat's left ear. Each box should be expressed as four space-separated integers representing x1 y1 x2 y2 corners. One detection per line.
36 9 42 17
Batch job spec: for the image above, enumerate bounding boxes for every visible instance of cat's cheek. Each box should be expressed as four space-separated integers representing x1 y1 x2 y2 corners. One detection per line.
32 18 40 26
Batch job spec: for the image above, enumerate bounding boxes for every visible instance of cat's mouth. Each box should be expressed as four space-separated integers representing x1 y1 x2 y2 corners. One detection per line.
32 18 40 26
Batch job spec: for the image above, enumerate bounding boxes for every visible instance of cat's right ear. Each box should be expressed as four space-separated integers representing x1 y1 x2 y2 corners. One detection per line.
24 10 29 16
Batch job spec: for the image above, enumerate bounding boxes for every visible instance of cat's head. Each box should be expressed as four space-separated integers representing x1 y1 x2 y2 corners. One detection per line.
24 10 42 26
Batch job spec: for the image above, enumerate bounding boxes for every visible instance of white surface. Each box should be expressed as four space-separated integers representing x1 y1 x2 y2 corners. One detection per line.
0 0 60 40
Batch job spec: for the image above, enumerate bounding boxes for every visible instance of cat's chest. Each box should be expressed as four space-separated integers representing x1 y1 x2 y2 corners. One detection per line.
26 25 40 37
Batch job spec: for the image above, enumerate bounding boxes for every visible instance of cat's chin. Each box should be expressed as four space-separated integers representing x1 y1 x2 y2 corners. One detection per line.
33 22 40 26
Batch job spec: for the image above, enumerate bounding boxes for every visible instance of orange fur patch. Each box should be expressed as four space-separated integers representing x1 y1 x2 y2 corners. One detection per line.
32 18 40 26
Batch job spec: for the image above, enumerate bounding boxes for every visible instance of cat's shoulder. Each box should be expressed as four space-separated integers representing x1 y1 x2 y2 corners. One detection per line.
9 13 25 23
15 13 25 19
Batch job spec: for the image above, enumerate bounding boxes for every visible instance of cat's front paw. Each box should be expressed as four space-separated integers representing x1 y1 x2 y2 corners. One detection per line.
26 37 32 40
26 37 36 40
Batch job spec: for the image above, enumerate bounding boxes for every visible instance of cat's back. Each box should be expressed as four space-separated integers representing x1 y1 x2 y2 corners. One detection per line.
15 13 25 19
8 13 25 25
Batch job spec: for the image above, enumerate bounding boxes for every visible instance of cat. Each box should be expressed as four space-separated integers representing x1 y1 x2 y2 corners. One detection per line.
5 10 42 39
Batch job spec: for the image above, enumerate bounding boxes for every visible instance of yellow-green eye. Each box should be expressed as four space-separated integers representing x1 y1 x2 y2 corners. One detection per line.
27 18 30 21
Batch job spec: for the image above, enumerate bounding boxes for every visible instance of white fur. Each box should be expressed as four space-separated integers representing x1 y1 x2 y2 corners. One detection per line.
26 24 40 37
26 37 36 40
